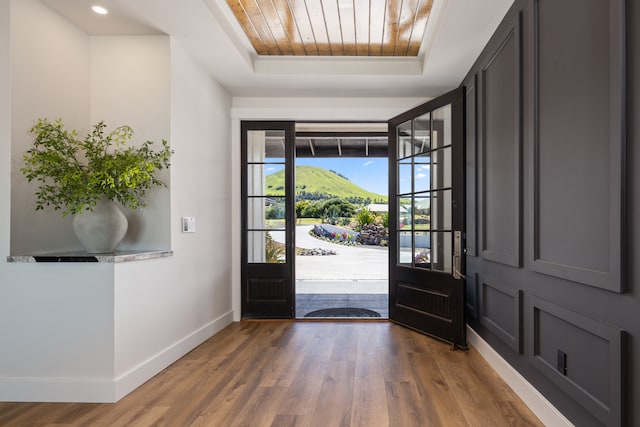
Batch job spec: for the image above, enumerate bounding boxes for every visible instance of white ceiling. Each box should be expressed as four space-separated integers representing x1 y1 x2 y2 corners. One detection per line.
42 0 514 98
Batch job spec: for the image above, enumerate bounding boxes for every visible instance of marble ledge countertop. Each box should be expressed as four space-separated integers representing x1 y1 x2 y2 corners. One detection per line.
6 250 173 263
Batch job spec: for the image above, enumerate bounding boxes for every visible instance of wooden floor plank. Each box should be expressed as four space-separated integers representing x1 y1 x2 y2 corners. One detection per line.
0 321 543 427
350 326 389 427
310 360 356 427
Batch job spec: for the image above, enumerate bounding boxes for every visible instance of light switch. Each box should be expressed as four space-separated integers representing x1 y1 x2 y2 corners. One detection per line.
182 217 196 233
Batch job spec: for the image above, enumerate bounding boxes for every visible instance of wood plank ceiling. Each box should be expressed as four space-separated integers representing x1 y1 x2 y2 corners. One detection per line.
225 0 434 56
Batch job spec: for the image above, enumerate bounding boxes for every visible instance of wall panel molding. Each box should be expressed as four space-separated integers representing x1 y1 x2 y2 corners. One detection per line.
479 276 522 353
465 273 478 318
464 0 634 424
479 11 523 268
530 0 626 292
529 296 625 426
465 75 478 257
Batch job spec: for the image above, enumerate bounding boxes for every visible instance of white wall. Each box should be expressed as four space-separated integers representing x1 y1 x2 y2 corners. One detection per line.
10 0 90 254
0 0 113 402
90 36 171 251
0 0 10 259
0 0 234 402
113 38 233 399
0 0 116 403
10 8 173 254
0 264 116 402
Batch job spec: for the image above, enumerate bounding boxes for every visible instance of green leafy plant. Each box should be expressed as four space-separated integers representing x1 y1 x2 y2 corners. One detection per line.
381 212 389 228
338 217 351 226
265 232 285 263
355 208 376 229
21 118 172 216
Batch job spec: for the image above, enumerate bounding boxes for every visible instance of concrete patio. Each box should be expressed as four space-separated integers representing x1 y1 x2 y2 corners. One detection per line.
292 225 389 318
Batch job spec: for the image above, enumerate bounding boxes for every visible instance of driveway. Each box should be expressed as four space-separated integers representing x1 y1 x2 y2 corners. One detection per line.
273 225 388 280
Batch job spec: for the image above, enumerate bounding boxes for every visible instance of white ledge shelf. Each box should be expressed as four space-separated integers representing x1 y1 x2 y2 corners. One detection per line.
6 250 173 263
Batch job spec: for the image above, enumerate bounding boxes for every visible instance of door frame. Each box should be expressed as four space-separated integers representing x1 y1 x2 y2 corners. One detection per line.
230 103 460 322
240 121 296 319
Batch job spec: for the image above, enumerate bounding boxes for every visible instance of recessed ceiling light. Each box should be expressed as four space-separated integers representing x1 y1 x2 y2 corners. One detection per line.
91 5 108 15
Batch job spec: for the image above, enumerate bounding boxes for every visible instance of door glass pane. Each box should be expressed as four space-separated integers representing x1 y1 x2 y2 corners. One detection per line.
392 102 455 276
431 147 452 190
397 120 413 158
247 231 286 263
398 197 411 229
248 197 286 229
414 231 431 268
413 194 430 231
247 164 285 196
263 164 285 196
247 130 285 162
413 113 431 154
429 231 452 273
265 130 286 160
398 232 412 265
431 104 451 150
414 154 430 193
430 190 452 231
398 159 412 195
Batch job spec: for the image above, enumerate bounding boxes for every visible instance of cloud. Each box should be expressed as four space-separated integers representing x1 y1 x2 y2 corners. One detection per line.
363 160 374 167
266 167 276 172
416 173 427 179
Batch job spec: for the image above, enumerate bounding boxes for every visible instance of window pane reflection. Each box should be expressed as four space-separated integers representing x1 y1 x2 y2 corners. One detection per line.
414 154 430 193
430 190 452 231
414 113 431 154
398 197 411 229
413 194 430 231
431 147 452 190
414 232 431 268
398 232 412 265
397 120 413 158
398 160 412 195
429 232 452 273
431 105 451 150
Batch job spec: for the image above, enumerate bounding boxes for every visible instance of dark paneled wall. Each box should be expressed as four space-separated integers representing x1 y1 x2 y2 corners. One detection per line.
479 12 522 268
463 0 637 425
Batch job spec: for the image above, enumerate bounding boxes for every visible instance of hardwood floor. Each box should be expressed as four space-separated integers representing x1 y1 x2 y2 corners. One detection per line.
0 321 543 426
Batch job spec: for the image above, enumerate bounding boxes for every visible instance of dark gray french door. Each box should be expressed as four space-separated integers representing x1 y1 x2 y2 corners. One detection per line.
241 121 296 318
388 87 466 347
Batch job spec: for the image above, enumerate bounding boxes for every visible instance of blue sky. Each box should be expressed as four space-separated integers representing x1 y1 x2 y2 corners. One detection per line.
296 157 388 196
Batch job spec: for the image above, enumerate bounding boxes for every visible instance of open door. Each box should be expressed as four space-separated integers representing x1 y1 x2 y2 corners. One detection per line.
388 87 466 347
241 121 296 318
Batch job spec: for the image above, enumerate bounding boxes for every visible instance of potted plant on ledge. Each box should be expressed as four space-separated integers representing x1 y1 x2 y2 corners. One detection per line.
21 118 173 253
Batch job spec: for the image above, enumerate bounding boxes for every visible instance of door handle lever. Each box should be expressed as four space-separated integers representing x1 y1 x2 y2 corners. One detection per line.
453 231 466 280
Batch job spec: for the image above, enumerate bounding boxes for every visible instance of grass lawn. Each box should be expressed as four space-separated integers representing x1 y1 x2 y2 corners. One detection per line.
297 217 320 225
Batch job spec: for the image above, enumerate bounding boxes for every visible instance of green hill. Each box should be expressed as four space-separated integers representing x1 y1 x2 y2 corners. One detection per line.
265 166 387 203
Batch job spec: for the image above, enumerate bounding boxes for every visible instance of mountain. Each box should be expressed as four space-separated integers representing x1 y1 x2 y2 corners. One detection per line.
265 166 387 202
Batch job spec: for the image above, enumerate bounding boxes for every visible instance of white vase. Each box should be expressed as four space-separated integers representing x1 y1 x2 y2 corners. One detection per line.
72 198 128 253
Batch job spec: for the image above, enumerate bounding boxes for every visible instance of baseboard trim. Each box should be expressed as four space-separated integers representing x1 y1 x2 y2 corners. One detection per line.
0 311 234 403
467 326 574 427
114 310 234 401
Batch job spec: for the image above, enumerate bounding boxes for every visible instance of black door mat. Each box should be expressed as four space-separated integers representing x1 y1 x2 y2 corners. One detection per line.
304 307 381 318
